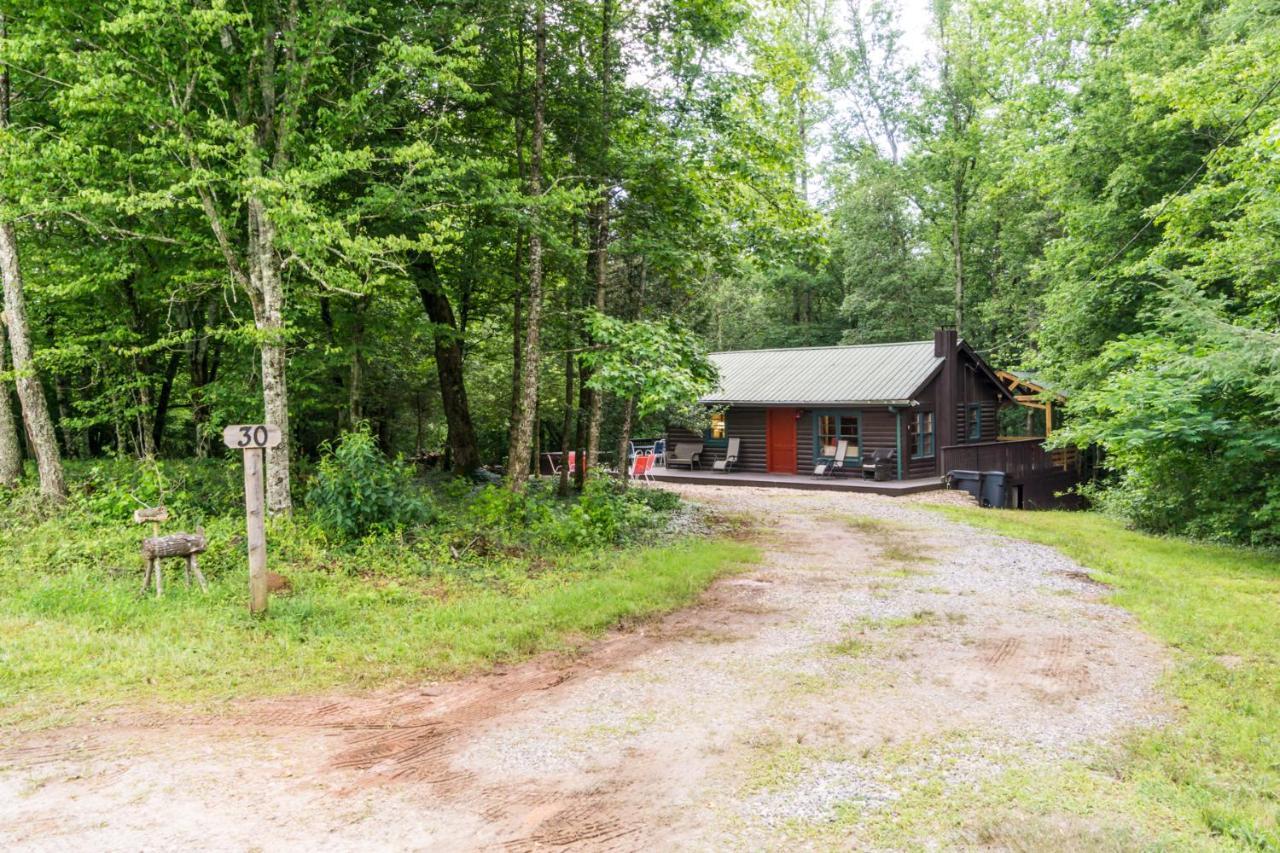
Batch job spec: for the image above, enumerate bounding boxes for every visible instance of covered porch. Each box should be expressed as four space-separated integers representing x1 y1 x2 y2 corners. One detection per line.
649 466 943 495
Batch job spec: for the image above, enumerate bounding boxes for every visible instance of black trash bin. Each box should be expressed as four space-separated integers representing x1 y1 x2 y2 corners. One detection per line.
979 470 1008 508
946 469 981 500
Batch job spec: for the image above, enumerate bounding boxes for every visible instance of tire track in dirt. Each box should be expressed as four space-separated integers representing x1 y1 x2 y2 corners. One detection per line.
233 575 781 846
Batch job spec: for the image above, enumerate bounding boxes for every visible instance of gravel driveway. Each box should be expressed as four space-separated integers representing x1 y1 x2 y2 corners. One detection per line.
0 484 1168 850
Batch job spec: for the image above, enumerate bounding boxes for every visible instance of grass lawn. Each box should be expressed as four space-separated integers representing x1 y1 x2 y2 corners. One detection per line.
0 509 756 729
925 506 1280 850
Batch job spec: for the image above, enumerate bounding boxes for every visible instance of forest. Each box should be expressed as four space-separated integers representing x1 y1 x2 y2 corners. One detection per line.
0 0 1276 544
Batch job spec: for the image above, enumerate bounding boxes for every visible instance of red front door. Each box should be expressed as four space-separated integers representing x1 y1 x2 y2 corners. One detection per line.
766 408 798 474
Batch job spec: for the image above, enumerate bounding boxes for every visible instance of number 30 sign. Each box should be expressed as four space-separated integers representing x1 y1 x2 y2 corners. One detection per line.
222 424 282 615
222 424 283 450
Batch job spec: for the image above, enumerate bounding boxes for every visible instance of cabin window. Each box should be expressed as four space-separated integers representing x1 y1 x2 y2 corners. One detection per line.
708 412 726 440
814 412 859 460
911 411 935 458
704 411 727 445
966 403 982 441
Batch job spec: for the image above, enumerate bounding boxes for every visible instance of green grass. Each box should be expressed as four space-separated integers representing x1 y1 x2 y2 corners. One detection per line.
927 505 1280 849
839 514 934 572
827 635 873 657
840 515 903 536
0 510 756 728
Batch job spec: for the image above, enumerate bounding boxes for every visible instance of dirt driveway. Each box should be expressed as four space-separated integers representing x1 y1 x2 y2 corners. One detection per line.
0 485 1167 850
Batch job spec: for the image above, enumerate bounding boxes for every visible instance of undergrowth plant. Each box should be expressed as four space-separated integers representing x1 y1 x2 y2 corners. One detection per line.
305 426 434 540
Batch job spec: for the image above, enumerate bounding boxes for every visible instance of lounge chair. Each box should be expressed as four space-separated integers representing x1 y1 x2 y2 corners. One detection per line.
712 437 741 473
630 452 655 482
861 448 897 481
813 439 849 477
666 442 703 470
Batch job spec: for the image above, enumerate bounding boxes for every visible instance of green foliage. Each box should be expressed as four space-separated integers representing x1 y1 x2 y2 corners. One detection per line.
933 505 1280 848
69 458 242 520
1056 283 1280 546
458 476 678 550
581 312 718 418
306 427 433 540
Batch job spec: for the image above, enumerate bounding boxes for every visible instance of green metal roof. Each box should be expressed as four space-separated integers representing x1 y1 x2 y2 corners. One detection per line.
701 340 943 407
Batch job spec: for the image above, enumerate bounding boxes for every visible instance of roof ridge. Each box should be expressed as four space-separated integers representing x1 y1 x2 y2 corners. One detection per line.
709 340 934 356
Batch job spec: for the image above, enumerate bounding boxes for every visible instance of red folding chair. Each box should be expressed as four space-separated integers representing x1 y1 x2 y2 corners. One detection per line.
630 452 655 482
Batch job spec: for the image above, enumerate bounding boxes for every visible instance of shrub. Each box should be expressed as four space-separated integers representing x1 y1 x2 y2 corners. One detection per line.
447 477 680 551
462 483 553 538
306 426 433 540
538 478 668 548
627 485 681 513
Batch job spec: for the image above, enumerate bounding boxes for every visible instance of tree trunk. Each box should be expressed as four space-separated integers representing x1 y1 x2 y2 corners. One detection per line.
53 370 79 458
348 296 368 426
951 189 964 333
247 197 292 514
0 319 22 487
189 300 220 459
414 253 481 475
584 200 607 476
506 0 547 489
509 262 522 455
557 346 575 496
573 360 590 490
0 40 64 502
0 224 65 502
584 0 613 477
615 396 634 490
151 348 182 454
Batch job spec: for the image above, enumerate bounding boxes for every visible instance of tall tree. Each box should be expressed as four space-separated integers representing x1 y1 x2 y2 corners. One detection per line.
507 0 547 488
0 17 64 501
583 0 615 480
924 0 983 334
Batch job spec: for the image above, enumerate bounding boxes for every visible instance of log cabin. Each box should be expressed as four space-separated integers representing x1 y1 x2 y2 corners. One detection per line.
665 328 1010 480
661 327 1084 506
670 322 1080 489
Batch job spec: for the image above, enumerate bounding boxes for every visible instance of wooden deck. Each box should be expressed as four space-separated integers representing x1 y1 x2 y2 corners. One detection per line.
649 467 943 495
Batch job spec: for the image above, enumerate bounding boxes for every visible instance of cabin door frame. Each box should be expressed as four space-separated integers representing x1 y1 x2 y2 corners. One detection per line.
765 408 798 474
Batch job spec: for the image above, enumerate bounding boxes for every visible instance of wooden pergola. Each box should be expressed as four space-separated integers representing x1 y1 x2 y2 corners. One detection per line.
995 370 1078 471
995 370 1066 439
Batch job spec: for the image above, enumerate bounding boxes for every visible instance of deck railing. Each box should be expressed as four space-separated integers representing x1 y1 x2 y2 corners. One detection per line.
940 437 1079 478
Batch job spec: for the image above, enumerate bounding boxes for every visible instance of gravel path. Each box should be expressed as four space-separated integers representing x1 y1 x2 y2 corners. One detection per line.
0 485 1168 850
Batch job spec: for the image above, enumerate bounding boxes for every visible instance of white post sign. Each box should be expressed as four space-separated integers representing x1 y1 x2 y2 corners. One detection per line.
223 424 282 614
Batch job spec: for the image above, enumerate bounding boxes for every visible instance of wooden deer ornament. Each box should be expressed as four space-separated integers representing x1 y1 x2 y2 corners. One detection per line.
135 506 209 596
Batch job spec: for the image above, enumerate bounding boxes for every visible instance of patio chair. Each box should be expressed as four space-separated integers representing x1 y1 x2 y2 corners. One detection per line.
666 442 703 470
861 448 897 481
543 451 578 477
712 437 741 473
813 439 849 477
630 452 655 482
652 438 667 467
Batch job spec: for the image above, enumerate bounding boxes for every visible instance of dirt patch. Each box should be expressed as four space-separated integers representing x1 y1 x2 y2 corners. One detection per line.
0 485 1169 851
